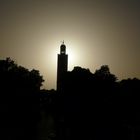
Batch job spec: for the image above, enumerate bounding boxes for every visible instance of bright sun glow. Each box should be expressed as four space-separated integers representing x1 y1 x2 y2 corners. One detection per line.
45 42 81 71
41 41 88 89
66 46 79 70
43 41 79 71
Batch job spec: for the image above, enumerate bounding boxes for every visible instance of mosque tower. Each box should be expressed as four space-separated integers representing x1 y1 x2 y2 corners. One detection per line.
57 42 68 91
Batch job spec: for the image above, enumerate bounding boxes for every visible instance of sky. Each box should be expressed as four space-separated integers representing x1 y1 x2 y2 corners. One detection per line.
0 0 140 89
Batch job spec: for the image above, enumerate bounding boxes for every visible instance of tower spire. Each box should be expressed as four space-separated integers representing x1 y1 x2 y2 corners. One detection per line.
60 41 66 54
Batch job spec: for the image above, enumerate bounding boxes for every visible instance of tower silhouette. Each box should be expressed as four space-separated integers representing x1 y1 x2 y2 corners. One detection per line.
57 42 68 91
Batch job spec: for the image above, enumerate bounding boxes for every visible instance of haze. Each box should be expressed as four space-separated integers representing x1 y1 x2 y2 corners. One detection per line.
0 0 140 89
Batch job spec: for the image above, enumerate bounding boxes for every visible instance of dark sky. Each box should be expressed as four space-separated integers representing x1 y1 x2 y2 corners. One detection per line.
0 0 140 89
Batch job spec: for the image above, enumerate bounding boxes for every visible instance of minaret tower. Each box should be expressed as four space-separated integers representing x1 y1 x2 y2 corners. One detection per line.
57 42 68 91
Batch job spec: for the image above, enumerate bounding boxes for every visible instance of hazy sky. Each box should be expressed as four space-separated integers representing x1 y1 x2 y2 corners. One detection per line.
0 0 140 89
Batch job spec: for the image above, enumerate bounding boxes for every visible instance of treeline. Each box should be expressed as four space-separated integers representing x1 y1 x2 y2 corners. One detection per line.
0 58 140 140
54 66 140 140
0 58 44 140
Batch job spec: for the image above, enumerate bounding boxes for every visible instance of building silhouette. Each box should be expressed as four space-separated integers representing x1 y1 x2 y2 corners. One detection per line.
57 42 68 91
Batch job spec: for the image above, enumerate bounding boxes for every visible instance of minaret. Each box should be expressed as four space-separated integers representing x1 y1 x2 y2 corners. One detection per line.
57 42 68 91
57 41 68 91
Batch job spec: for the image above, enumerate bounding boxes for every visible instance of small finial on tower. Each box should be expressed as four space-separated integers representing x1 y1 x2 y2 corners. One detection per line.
61 40 65 45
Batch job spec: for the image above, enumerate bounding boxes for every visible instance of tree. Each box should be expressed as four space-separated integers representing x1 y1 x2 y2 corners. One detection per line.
0 57 44 91
94 65 117 82
0 58 44 139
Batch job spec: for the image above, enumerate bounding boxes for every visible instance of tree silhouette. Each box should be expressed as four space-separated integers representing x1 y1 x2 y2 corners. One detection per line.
0 58 44 140
1 57 140 140
94 65 117 82
54 65 140 140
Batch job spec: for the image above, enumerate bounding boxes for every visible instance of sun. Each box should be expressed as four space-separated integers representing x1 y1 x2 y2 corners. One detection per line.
42 41 82 74
41 41 86 89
